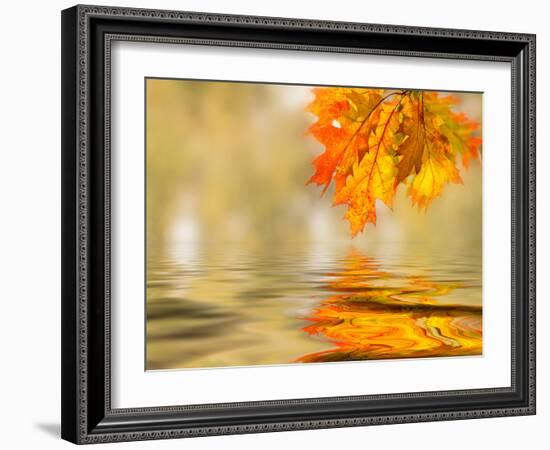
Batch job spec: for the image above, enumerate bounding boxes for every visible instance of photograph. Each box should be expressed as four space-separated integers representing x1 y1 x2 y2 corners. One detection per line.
145 79 483 370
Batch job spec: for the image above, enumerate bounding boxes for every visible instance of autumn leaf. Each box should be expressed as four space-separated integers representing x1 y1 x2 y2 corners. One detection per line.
306 88 481 236
333 95 403 235
306 88 384 193
408 141 463 209
395 92 426 184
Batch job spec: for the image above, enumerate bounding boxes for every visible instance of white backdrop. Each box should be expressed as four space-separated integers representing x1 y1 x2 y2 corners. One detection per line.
0 0 545 449
113 42 511 408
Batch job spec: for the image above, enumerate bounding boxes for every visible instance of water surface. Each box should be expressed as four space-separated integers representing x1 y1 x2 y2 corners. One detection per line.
146 245 482 370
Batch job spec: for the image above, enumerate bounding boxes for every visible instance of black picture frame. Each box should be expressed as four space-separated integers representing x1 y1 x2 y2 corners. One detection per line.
61 4 536 444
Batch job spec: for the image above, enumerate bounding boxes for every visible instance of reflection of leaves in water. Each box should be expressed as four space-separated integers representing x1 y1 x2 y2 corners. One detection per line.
296 251 482 363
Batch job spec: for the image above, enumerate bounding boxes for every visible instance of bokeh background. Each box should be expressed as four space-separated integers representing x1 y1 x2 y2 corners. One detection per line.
145 78 482 370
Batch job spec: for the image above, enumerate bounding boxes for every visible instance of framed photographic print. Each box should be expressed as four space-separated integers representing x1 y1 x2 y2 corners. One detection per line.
61 4 536 444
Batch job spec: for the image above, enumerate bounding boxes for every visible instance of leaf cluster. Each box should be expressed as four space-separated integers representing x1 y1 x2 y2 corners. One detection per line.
307 88 482 236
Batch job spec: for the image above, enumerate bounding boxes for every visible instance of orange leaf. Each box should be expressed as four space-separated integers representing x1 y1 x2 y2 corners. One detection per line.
306 88 383 192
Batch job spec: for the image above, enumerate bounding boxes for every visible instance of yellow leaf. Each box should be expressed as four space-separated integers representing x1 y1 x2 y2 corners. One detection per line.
408 143 462 209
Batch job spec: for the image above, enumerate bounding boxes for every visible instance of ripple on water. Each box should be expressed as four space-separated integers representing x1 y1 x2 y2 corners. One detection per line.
146 248 482 370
